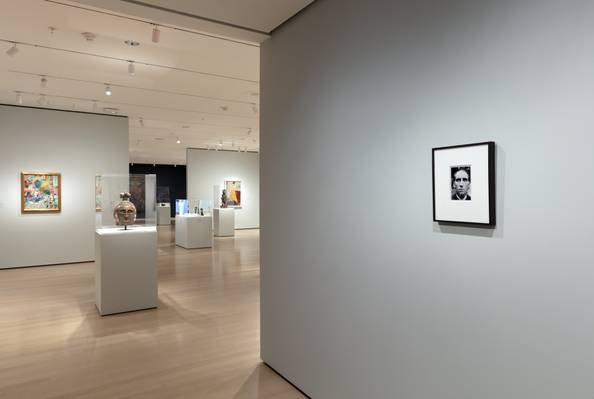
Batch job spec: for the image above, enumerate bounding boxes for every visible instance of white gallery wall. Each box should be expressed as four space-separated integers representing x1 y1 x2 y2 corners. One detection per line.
186 148 259 229
260 1 594 398
0 105 129 269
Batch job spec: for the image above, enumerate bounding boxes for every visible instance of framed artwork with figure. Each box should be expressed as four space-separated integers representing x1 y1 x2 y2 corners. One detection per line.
432 142 495 226
224 180 242 208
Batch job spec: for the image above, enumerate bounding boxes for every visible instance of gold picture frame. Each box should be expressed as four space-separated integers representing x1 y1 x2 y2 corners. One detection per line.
21 172 62 213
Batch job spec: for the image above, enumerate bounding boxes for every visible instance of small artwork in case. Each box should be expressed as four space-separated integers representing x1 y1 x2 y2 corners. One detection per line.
432 142 495 226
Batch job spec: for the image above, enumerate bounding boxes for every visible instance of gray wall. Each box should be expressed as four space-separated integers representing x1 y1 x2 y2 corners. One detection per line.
0 105 129 268
186 148 259 229
260 1 594 398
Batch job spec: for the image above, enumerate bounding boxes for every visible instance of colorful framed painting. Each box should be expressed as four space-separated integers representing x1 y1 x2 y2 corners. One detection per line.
432 142 495 226
21 172 62 213
224 180 242 208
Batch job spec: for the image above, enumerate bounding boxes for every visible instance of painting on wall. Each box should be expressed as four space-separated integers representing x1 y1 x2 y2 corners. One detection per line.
21 172 61 213
224 180 242 207
432 142 495 226
129 174 146 218
95 175 102 212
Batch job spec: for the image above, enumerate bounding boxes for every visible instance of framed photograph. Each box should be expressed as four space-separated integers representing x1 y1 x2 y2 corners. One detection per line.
21 172 62 213
224 180 242 208
432 142 495 226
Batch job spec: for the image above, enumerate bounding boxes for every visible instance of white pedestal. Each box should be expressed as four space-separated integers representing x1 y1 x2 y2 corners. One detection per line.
95 226 158 316
175 215 213 249
213 208 235 237
157 204 171 225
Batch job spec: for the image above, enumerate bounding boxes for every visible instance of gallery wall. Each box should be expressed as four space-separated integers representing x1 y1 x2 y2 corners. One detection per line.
260 1 594 398
0 105 129 269
129 163 187 217
186 148 259 229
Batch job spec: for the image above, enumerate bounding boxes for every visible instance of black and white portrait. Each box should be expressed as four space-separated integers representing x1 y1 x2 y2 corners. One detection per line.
433 142 495 225
451 166 471 200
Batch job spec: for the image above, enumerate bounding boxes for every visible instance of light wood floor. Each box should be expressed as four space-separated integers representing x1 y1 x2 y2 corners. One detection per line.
0 227 304 399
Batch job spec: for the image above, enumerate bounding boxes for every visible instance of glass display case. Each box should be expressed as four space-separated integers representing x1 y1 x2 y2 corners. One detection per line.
157 186 170 205
95 174 156 229
176 199 213 216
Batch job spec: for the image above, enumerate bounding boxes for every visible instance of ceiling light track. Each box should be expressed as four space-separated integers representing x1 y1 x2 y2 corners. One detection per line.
0 38 259 84
13 90 258 119
121 0 269 36
9 70 259 106
127 116 257 131
44 0 261 48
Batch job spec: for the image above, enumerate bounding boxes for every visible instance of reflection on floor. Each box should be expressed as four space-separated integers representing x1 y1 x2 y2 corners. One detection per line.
0 226 304 399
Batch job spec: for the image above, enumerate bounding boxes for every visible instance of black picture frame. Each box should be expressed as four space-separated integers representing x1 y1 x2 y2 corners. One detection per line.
432 141 496 226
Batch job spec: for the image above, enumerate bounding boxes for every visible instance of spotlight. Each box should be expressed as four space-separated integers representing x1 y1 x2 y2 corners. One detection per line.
176 137 181 144
152 25 160 43
128 61 135 76
105 85 112 96
40 76 47 88
6 42 18 57
16 91 22 105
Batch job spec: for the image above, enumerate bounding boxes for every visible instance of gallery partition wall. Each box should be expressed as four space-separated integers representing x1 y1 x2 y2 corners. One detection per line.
186 148 259 229
0 105 129 269
260 0 594 398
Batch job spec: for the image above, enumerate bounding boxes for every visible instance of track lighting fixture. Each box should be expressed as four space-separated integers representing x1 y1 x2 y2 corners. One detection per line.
104 85 112 96
176 137 181 144
128 61 135 76
6 42 18 57
152 25 160 43
40 76 47 88
37 94 47 106
16 91 23 105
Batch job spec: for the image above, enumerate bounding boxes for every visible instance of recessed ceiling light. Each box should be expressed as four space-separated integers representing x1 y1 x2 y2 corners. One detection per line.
125 40 140 47
6 42 18 57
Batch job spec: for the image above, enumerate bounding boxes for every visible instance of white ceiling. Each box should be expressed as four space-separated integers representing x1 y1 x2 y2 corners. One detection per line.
0 0 313 165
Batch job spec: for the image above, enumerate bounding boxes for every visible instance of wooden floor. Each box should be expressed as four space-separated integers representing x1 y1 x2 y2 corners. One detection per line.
0 227 304 399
